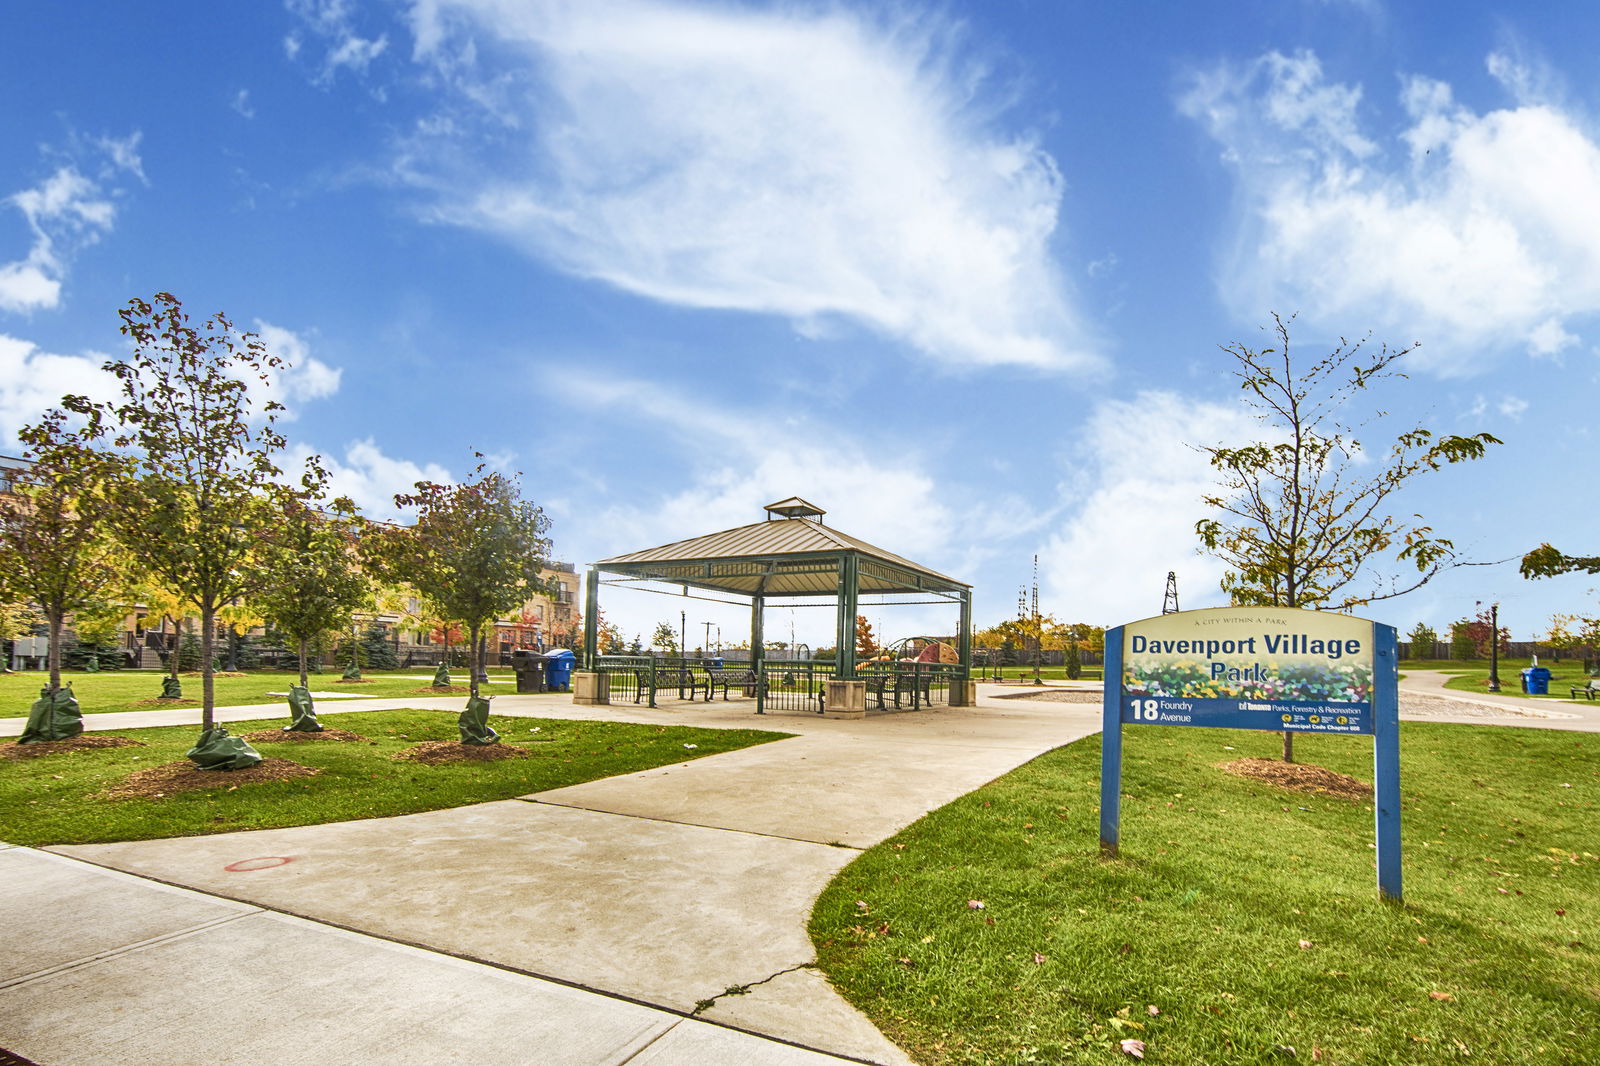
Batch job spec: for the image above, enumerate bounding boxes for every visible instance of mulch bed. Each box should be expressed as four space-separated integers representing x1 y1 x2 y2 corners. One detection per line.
391 740 532 765
132 697 192 706
410 685 474 695
180 671 248 678
332 678 376 685
2 735 145 760
1218 757 1373 801
239 728 369 743
98 757 321 800
996 690 1101 704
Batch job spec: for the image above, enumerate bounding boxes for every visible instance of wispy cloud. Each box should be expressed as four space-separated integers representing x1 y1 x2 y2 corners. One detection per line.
285 0 390 84
396 0 1100 374
1181 48 1600 372
253 320 344 417
288 438 454 520
1039 391 1257 624
0 135 143 314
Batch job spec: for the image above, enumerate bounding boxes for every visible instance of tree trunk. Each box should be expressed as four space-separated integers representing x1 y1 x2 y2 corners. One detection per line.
168 616 183 681
1282 730 1294 763
200 603 216 733
226 628 240 672
467 622 481 699
298 636 310 688
46 608 64 695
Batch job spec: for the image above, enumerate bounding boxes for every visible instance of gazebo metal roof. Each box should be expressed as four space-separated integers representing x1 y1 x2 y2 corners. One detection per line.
594 515 967 599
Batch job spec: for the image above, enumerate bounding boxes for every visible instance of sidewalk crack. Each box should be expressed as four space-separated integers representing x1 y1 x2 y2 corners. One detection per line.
690 962 816 1016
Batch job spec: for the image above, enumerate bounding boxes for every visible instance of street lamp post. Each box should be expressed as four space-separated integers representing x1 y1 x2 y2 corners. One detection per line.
1488 602 1501 692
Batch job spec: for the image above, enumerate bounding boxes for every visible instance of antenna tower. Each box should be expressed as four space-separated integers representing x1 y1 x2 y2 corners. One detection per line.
1162 571 1180 615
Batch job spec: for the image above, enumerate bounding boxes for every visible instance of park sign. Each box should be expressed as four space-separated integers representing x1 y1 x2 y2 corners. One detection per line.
1100 606 1402 901
1121 607 1376 734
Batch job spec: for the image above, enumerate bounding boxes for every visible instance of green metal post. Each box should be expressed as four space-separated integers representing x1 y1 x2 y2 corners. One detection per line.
957 587 972 681
583 567 600 669
751 583 765 681
837 553 859 680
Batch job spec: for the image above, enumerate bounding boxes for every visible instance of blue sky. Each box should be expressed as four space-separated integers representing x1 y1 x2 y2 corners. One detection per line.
3 0 1597 647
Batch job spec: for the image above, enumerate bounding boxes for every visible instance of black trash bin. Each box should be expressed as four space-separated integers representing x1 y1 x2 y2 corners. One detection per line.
511 649 546 694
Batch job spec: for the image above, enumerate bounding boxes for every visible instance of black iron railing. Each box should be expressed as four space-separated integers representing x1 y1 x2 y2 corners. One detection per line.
756 660 826 715
857 661 957 710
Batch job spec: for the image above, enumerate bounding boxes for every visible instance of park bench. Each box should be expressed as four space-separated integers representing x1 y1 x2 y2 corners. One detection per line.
706 667 758 700
862 667 932 710
1571 678 1599 700
632 665 708 702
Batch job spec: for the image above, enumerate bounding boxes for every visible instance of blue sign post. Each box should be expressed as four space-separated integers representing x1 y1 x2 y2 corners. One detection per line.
1100 607 1402 902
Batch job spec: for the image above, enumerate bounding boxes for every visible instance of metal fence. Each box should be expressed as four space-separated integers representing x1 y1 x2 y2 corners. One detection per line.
756 660 826 715
857 661 957 711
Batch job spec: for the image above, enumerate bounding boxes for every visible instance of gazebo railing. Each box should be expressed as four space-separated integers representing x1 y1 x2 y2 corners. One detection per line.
858 661 959 710
756 660 826 715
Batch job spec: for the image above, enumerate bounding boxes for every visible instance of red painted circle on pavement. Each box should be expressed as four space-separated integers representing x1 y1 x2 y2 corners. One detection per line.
224 856 294 872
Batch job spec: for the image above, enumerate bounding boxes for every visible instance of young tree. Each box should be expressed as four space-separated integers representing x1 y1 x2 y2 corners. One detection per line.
0 413 121 741
651 622 679 656
1405 622 1439 659
69 292 302 768
255 467 370 697
364 461 554 744
854 615 880 658
1195 315 1499 761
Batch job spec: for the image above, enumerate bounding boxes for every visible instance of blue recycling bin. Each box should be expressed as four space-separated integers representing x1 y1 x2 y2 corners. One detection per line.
1527 666 1551 695
542 648 576 691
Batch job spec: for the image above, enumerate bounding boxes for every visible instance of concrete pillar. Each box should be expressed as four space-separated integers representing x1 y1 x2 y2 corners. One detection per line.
573 670 610 706
823 679 866 719
949 679 978 707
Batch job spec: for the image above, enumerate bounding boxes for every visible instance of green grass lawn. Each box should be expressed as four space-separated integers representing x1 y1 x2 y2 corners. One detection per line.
813 724 1598 1065
0 667 517 717
1 709 788 845
1394 657 1598 702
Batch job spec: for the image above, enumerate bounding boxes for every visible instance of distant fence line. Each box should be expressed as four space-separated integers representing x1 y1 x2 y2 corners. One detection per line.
1400 641 1597 661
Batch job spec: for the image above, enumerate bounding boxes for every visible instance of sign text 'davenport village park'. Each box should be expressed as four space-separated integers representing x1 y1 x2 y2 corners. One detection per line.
1099 607 1403 900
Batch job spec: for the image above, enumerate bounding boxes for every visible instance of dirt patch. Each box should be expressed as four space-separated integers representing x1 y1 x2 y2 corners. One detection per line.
180 671 248 678
1219 757 1373 801
239 728 368 743
392 740 532 765
2 735 145 759
132 697 192 706
98 757 320 800
410 685 473 695
332 678 376 685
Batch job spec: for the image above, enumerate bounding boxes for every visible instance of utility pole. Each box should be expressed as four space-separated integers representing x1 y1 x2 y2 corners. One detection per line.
703 620 713 658
1031 554 1042 685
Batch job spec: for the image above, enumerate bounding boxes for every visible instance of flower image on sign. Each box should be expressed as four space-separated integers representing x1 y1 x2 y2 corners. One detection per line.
1120 607 1376 735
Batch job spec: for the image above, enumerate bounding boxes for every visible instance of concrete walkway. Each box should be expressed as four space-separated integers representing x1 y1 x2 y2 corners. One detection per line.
4 686 1104 1065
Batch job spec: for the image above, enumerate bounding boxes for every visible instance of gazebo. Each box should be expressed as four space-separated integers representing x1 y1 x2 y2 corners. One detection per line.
579 497 974 712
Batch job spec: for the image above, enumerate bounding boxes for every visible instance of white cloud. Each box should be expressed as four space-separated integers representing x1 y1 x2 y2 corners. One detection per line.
1038 392 1258 625
1527 316 1576 358
289 438 454 521
253 321 344 414
1497 395 1528 420
1181 48 1600 371
0 137 144 314
232 89 257 119
399 0 1100 373
0 334 120 450
285 0 390 83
